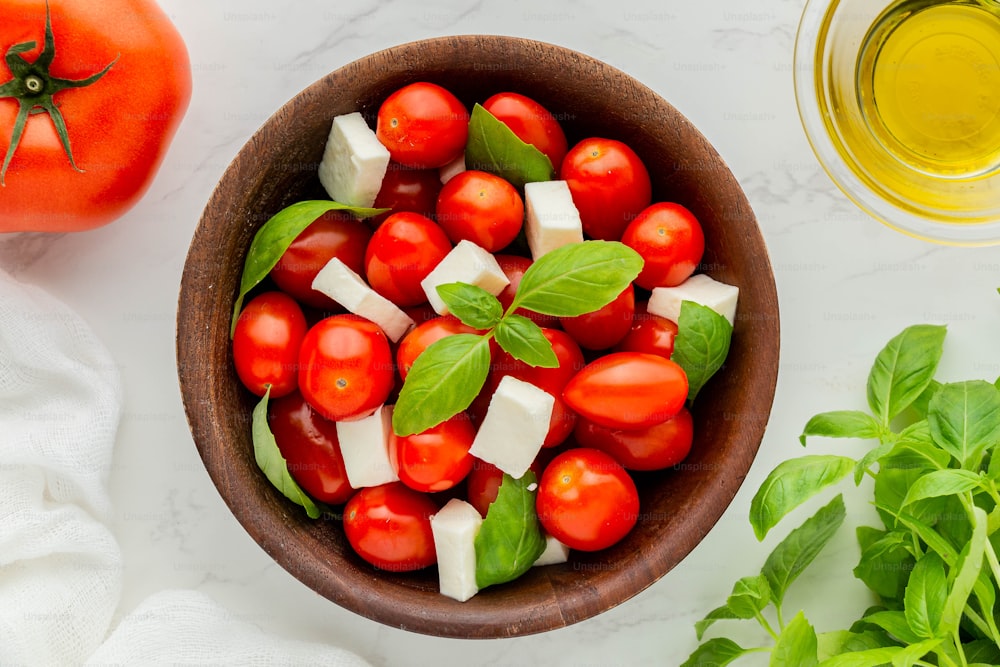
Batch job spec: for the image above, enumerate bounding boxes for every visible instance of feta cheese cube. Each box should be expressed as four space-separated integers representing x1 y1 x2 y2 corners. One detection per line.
524 180 584 260
420 240 510 315
533 533 571 567
335 405 398 488
647 273 740 326
318 112 390 208
431 498 483 602
312 257 415 342
469 376 555 479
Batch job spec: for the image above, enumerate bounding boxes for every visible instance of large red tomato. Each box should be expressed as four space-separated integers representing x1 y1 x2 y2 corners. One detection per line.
232 292 307 398
621 202 705 289
435 170 524 252
364 212 452 307
573 407 694 471
559 284 635 350
482 91 568 172
613 302 679 359
343 482 438 571
369 161 442 227
388 413 476 493
375 81 468 169
0 0 191 232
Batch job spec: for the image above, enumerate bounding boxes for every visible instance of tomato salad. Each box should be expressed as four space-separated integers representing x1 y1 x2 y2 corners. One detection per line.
230 81 739 601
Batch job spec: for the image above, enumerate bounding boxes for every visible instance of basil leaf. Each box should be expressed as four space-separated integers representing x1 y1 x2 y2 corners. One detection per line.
866 324 947 427
853 529 914 601
762 494 846 607
817 630 893 660
672 301 734 401
896 513 959 564
231 200 386 336
464 103 555 189
853 440 898 485
508 240 643 317
771 611 818 667
858 610 923 644
901 469 982 507
493 314 558 368
695 605 741 641
725 575 771 619
251 387 321 519
680 638 749 667
815 640 941 667
393 333 491 436
940 506 987 636
927 380 1000 468
749 455 854 540
800 411 883 447
436 282 503 330
965 638 1000 665
474 472 546 588
904 552 947 639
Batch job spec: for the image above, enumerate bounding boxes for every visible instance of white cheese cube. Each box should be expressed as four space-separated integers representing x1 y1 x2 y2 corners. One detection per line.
647 273 740 327
318 112 390 208
469 376 554 479
439 153 466 184
431 498 483 602
420 240 510 315
533 533 571 567
312 257 414 342
335 405 398 488
524 180 584 260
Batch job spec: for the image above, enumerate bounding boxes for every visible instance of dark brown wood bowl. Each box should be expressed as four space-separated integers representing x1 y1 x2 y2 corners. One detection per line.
176 35 779 639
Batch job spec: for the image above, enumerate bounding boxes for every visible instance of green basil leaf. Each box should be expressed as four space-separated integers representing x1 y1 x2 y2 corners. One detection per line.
464 103 555 189
800 410 884 447
817 630 893 661
251 387 321 519
493 314 558 368
901 469 982 507
859 610 923 645
872 446 949 529
815 647 903 667
393 333 491 436
749 455 854 540
903 552 947 639
965 638 1000 665
866 324 947 427
694 605 741 641
474 471 546 588
762 494 846 607
896 513 959 565
927 380 1000 468
909 379 942 419
435 282 503 330
680 638 749 667
940 506 987 636
853 529 914 601
508 240 643 317
971 571 997 641
231 200 387 336
725 575 771 619
854 440 898 485
771 611 818 667
671 301 734 401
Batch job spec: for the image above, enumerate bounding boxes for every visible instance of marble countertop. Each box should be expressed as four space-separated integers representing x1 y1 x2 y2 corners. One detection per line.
5 1 1000 665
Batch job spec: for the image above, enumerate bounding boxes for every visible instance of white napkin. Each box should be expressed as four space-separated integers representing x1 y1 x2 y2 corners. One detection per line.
0 268 371 667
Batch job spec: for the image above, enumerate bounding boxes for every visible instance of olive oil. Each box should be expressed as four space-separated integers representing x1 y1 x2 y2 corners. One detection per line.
856 0 1000 178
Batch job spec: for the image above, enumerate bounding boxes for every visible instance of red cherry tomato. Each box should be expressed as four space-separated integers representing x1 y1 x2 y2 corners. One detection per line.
562 352 688 429
559 284 635 350
297 314 393 421
621 202 705 289
343 482 438 571
364 212 452 307
232 291 307 398
269 211 373 310
376 82 469 169
494 254 560 329
268 391 354 504
369 162 443 227
396 316 482 381
559 137 652 241
482 92 569 172
388 413 476 493
536 448 639 551
435 170 524 252
613 301 679 358
573 407 694 471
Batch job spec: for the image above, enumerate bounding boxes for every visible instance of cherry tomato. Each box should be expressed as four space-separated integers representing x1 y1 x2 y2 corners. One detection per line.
343 482 438 571
364 212 452 307
388 413 476 493
494 254 560 329
268 391 354 504
482 92 569 172
562 352 688 429
375 82 469 169
536 448 639 551
559 138 652 241
396 316 482 381
573 407 694 471
559 284 635 350
613 302 679 358
435 170 524 252
269 211 373 310
232 291 307 398
297 314 393 421
621 202 705 289
369 162 443 227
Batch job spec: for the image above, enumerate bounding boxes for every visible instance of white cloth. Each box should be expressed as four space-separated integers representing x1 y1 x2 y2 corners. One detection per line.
0 269 370 667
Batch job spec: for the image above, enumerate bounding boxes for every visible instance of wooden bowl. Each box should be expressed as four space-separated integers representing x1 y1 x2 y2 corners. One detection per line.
177 35 779 639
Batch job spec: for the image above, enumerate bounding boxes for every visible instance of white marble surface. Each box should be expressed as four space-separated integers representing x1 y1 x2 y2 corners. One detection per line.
5 1 1000 665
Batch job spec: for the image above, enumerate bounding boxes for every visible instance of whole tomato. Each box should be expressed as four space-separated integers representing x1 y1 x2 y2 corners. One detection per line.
562 352 688 429
494 254 560 329
297 314 393 421
269 211 373 310
482 91 568 172
573 407 694 471
435 170 524 252
343 482 438 571
536 448 639 552
268 391 354 505
0 0 191 232
369 161 442 227
621 202 705 289
559 137 652 241
375 81 468 169
613 302 679 358
559 284 635 350
364 212 452 307
388 412 476 493
232 291 307 398
396 315 482 381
